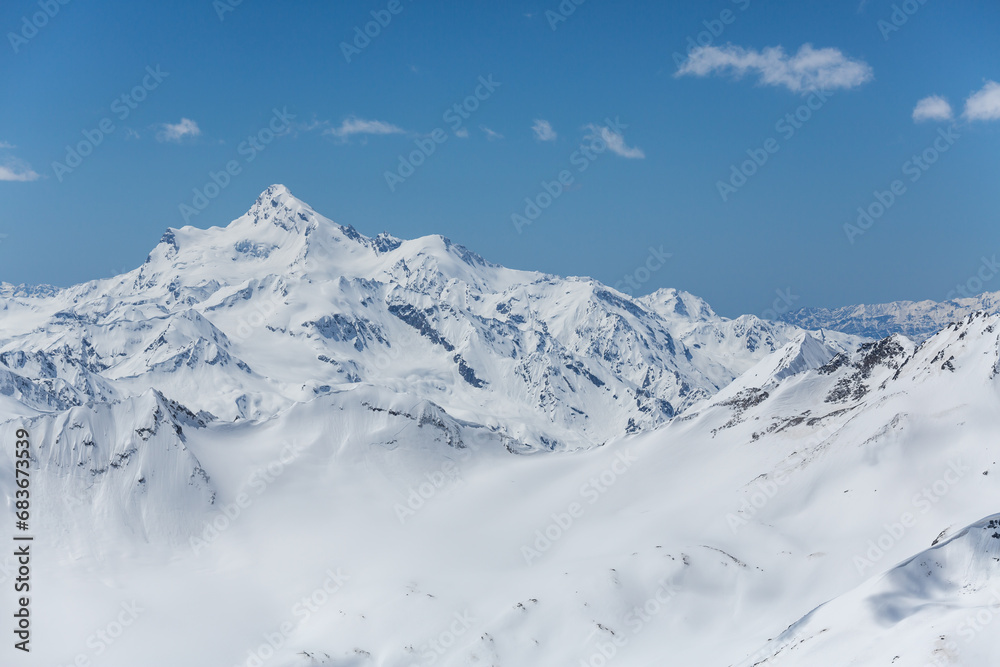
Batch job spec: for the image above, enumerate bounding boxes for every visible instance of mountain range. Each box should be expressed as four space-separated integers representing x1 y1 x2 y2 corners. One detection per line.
1 185 998 667
781 290 1000 340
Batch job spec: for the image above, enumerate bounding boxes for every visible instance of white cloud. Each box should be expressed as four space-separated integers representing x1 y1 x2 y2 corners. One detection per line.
675 44 874 93
584 124 645 159
156 118 201 143
963 81 1000 121
532 119 557 142
454 127 469 138
0 142 39 181
480 126 503 141
0 160 40 182
324 117 404 139
912 95 953 123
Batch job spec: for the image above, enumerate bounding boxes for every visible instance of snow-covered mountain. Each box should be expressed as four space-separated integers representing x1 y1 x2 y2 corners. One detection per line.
0 184 857 451
2 186 999 667
781 290 1000 340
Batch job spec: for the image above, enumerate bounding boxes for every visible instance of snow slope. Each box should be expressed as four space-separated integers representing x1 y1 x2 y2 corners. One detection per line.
2 311 995 666
748 513 1000 667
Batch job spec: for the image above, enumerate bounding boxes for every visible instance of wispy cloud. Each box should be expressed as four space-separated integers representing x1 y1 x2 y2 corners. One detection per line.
324 117 405 139
156 118 201 143
0 143 39 182
912 95 953 123
454 127 470 138
0 160 40 182
963 81 1000 121
675 44 874 93
584 124 645 159
480 126 503 141
532 119 557 142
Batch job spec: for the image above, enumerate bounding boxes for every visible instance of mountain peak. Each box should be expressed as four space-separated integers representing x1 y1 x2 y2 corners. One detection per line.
257 183 294 204
245 184 317 233
639 288 717 322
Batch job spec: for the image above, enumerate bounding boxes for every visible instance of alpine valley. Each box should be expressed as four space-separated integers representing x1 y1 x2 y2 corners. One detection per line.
1 186 998 667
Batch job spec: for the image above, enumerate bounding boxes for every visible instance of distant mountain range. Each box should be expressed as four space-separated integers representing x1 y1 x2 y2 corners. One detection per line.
781 291 1000 340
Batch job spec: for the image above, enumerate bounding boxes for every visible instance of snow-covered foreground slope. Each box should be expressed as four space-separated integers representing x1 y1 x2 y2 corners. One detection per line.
751 513 1000 666
1 187 998 666
2 312 998 666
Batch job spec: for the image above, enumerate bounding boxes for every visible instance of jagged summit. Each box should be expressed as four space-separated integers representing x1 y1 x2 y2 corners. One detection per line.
255 182 295 204
244 183 319 232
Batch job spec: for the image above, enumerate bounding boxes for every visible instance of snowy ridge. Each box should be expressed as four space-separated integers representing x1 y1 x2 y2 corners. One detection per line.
1 390 215 554
748 514 1000 667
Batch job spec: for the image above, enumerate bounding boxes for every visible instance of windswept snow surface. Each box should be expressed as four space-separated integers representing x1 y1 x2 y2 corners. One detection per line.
1 186 998 666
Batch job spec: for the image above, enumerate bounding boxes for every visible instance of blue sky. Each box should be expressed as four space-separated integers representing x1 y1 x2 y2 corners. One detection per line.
1 0 998 317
